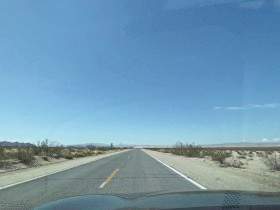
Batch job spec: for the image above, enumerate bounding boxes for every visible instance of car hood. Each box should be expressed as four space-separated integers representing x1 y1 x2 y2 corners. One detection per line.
35 191 280 210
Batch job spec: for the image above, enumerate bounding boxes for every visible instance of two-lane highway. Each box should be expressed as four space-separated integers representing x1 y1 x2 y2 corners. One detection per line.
0 149 200 209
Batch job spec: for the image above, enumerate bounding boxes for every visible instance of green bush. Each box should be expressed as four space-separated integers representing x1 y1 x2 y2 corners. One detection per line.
211 151 231 164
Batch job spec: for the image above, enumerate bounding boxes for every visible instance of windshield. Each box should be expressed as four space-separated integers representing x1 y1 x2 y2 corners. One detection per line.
0 0 280 209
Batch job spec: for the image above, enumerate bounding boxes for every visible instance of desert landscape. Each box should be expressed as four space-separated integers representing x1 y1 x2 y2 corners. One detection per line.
145 143 280 192
0 140 121 173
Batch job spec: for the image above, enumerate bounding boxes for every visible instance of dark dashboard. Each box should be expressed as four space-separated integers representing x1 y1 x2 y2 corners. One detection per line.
35 191 280 210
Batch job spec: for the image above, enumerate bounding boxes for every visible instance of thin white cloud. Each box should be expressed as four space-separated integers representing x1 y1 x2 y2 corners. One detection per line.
165 0 280 10
261 138 269 142
239 0 265 10
213 106 246 110
213 103 280 111
226 106 247 110
165 0 243 10
213 106 222 110
261 138 280 142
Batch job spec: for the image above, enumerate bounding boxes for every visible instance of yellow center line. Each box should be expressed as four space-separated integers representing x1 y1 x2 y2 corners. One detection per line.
99 168 119 189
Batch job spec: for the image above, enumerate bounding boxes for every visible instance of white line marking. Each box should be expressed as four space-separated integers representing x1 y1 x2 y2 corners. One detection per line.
99 181 107 189
145 151 207 190
99 168 119 189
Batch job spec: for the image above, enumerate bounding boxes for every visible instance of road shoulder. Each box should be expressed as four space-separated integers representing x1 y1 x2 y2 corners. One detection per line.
143 149 280 192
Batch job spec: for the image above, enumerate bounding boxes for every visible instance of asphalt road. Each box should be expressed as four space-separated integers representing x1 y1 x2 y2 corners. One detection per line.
0 149 200 209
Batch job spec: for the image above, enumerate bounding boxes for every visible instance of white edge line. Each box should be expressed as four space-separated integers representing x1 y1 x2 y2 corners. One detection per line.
145 151 207 190
0 150 127 191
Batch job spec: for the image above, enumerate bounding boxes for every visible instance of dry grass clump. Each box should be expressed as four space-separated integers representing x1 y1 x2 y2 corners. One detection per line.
17 148 35 165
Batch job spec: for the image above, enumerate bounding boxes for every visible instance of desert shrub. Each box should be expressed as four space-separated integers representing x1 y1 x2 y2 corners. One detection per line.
74 152 86 158
50 153 63 159
185 146 202 157
33 139 50 156
0 147 5 159
95 150 105 155
84 150 94 156
49 142 64 158
223 157 244 168
237 150 248 156
6 150 19 159
32 139 64 158
42 156 49 161
63 151 74 160
39 139 50 156
0 147 6 168
32 145 41 156
65 154 73 160
256 151 266 158
248 153 254 158
200 150 215 158
0 148 19 168
211 151 231 164
172 142 202 157
265 152 280 171
0 147 5 156
267 151 273 155
17 148 34 165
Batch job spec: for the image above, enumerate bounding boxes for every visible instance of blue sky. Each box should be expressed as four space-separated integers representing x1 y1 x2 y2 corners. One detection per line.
0 0 280 145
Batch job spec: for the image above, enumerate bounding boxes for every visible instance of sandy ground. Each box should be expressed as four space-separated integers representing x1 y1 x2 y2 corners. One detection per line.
0 150 127 189
0 156 67 173
144 149 280 192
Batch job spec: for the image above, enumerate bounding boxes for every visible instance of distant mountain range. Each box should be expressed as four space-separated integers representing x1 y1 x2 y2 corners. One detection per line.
70 143 109 148
0 141 131 148
71 143 134 148
1 140 279 148
0 141 35 147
